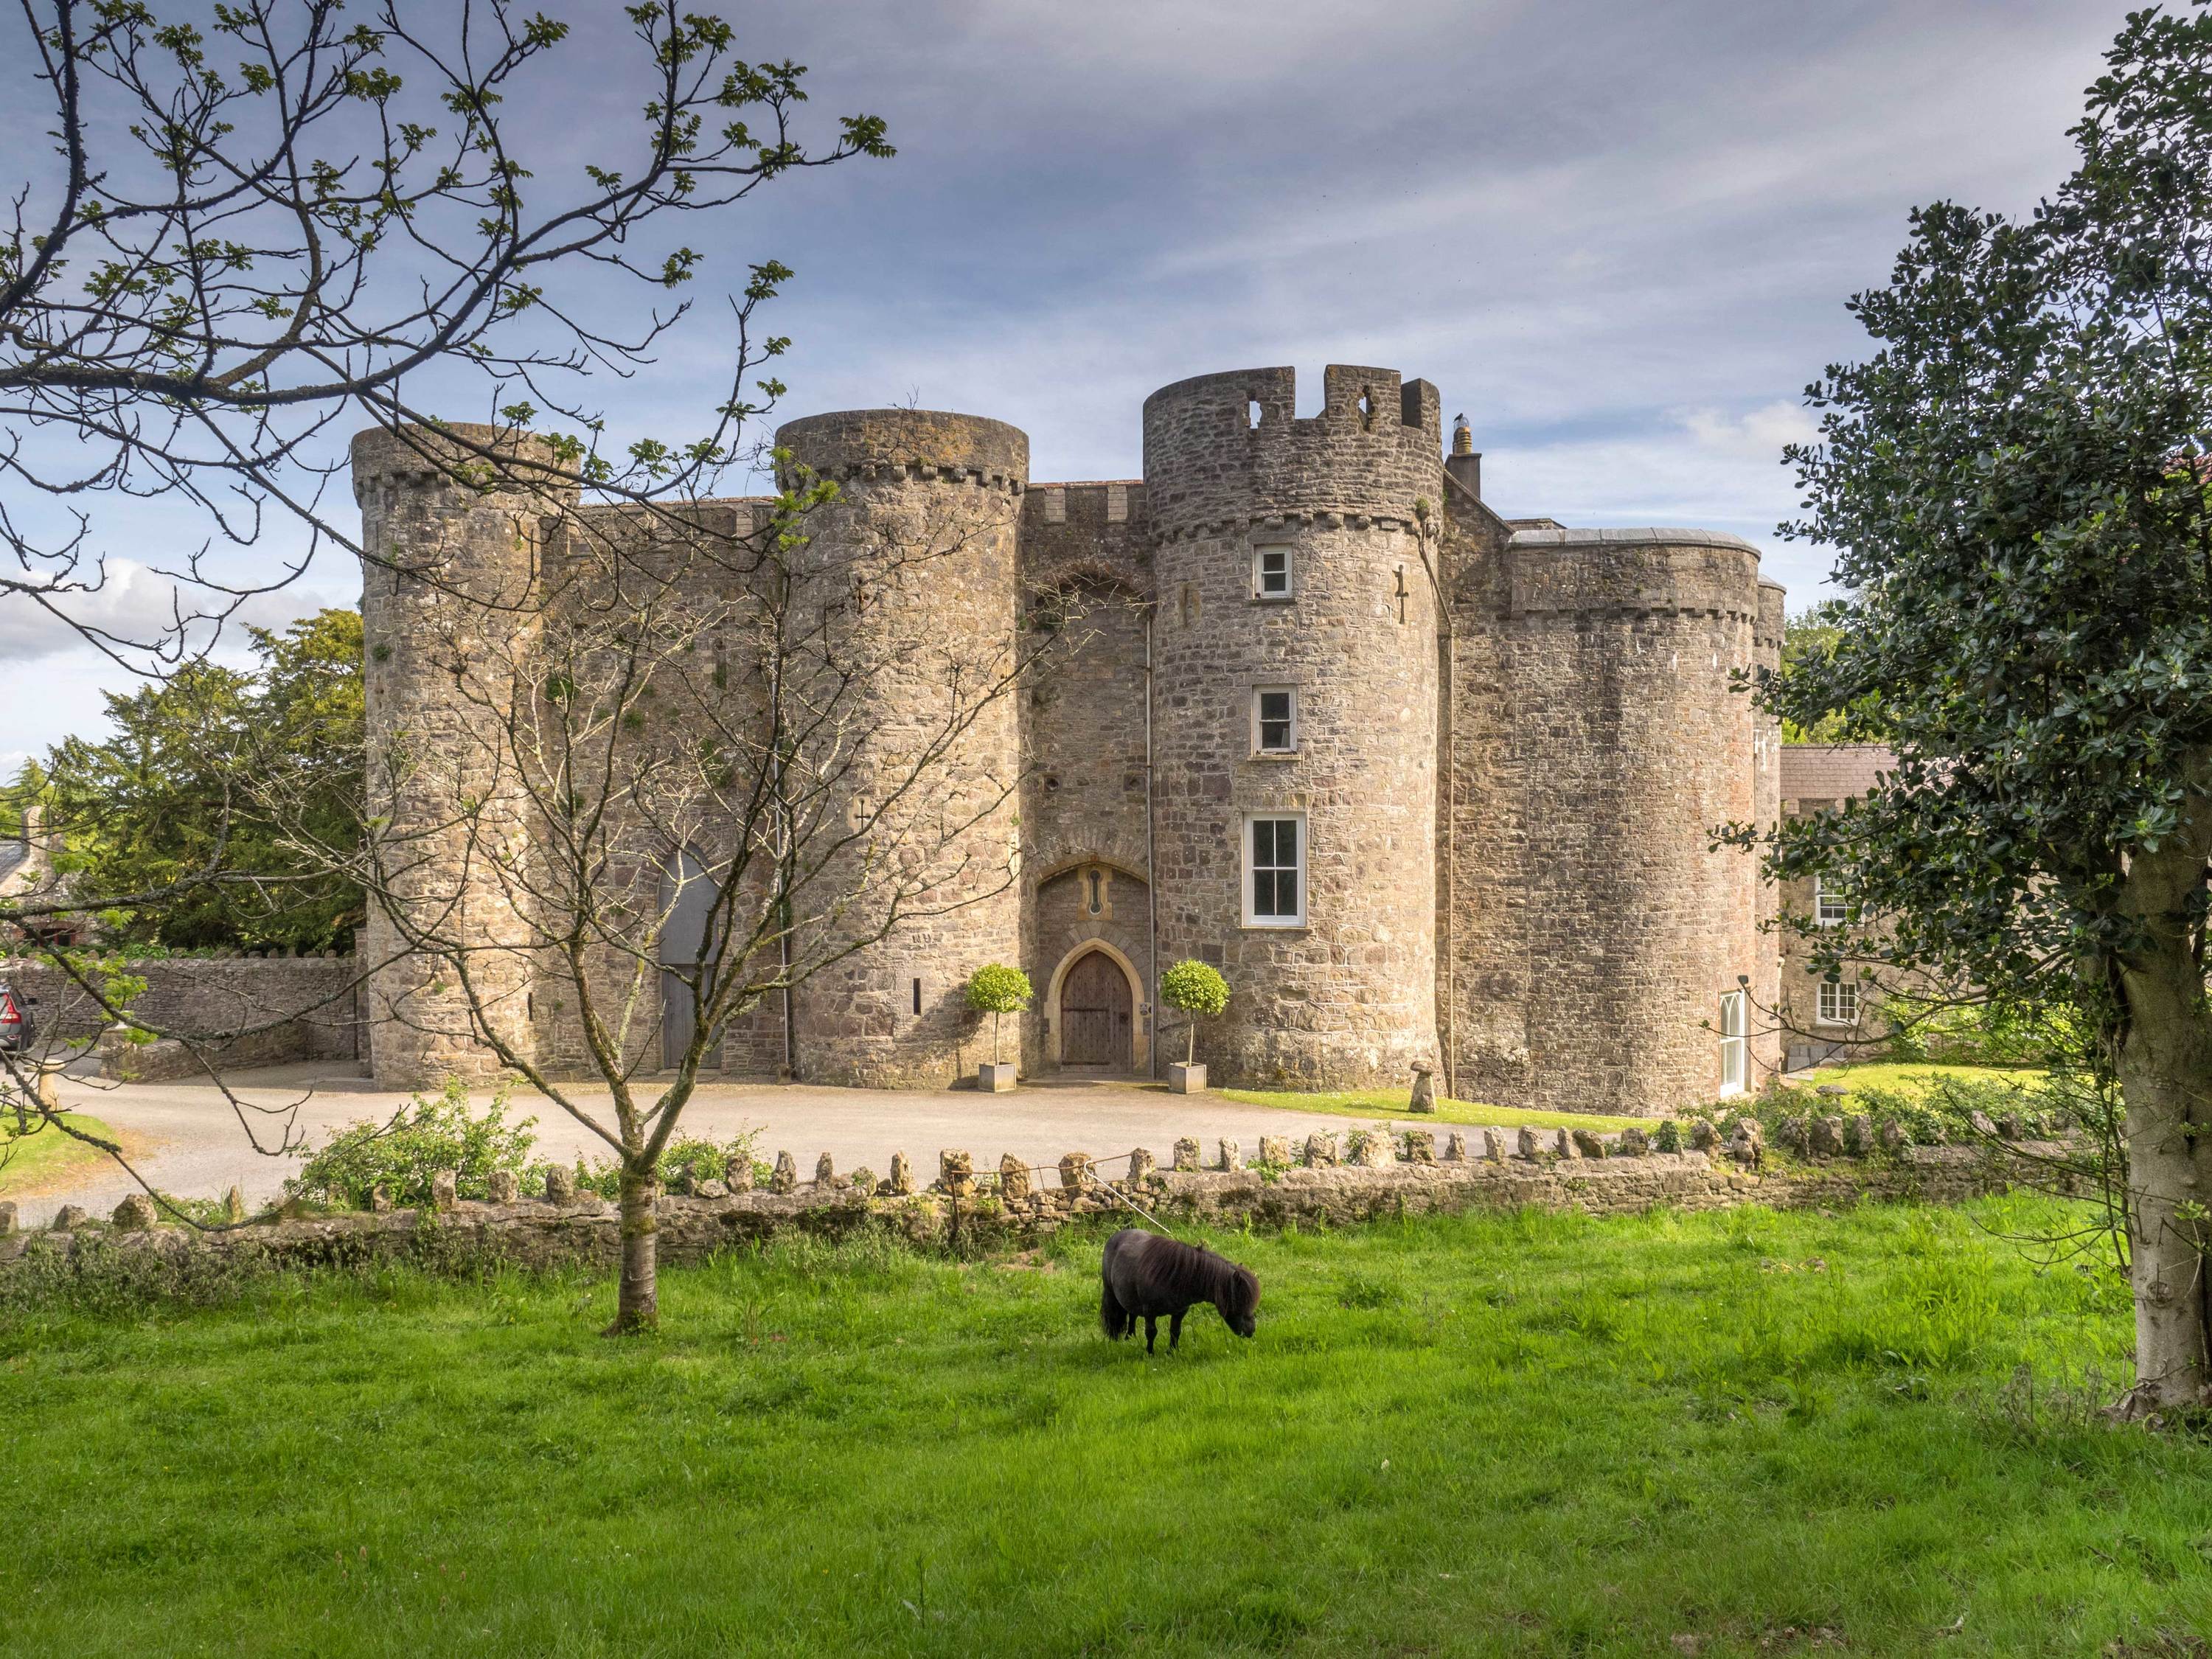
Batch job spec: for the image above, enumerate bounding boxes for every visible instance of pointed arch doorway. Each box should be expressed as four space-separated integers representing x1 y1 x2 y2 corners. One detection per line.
1046 942 1144 1073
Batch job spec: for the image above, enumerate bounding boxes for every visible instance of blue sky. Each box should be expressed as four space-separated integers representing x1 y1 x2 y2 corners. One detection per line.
0 0 2148 777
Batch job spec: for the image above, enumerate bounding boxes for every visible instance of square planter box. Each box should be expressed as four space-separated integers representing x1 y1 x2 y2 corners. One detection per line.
978 1061 1019 1093
1166 1062 1206 1094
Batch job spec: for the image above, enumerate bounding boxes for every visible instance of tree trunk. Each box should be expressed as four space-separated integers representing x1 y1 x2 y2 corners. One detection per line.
605 1164 659 1335
2117 751 2212 1416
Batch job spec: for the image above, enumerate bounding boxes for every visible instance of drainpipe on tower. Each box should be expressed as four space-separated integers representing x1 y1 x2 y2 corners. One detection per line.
1144 601 1160 1081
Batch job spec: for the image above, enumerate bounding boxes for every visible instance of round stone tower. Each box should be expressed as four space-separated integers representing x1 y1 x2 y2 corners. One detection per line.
1144 366 1443 1088
773 410 1028 1086
352 423 574 1088
1450 526 1784 1114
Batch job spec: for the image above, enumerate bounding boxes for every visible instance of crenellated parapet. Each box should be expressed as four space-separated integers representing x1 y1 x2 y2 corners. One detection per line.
1142 364 1441 540
776 408 1027 494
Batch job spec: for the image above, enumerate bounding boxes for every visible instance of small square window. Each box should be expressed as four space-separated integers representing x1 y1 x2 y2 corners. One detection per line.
1817 979 1859 1028
1245 814 1305 927
1254 546 1293 600
1253 687 1296 754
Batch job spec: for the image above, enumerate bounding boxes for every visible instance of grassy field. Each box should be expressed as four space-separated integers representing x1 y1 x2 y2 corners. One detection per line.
1773 1062 2052 1102
1218 1085 1645 1133
6 1196 2209 1657
0 1111 118 1197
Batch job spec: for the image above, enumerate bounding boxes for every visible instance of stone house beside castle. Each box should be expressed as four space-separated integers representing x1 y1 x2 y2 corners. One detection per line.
352 364 1790 1118
1775 743 1899 1069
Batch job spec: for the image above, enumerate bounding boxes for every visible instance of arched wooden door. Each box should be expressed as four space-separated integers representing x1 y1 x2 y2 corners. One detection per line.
1059 950 1132 1069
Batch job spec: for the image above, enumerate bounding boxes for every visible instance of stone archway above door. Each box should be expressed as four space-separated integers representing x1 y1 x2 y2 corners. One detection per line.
1043 939 1147 1073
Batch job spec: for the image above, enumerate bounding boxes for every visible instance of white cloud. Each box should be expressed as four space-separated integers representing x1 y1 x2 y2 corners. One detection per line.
1677 400 1823 467
0 561 349 667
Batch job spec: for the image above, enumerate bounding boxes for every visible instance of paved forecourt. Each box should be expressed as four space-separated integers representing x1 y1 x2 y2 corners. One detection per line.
6 1065 1382 1228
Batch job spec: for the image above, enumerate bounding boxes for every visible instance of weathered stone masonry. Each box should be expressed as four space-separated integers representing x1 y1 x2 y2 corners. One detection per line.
353 365 1784 1113
0 1133 2071 1276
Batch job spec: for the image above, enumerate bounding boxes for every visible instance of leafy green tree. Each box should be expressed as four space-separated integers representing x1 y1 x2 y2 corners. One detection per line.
1739 4 2212 1413
21 608 365 950
0 2 891 1298
1159 959 1229 1065
964 964 1032 1065
1776 600 1861 744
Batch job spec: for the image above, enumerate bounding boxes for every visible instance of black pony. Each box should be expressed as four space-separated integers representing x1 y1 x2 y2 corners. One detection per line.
1099 1228 1261 1354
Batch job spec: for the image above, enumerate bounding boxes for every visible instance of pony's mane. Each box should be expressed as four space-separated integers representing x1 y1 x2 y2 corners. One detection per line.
1145 1237 1256 1311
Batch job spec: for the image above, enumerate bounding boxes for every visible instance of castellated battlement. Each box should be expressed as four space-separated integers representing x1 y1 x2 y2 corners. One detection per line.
774 408 1028 492
1142 365 1442 538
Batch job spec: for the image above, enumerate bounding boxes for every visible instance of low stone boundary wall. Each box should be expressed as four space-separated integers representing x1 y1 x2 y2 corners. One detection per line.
0 1121 2079 1275
0 953 364 1074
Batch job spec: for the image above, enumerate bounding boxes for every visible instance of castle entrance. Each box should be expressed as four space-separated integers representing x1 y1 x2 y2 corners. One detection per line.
1058 949 1131 1069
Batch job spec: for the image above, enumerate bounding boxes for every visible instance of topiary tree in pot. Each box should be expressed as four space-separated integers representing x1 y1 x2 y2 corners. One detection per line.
1158 959 1229 1092
964 963 1032 1089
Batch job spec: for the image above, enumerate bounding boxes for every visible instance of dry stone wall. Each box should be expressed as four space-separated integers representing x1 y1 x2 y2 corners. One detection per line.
0 1127 2073 1276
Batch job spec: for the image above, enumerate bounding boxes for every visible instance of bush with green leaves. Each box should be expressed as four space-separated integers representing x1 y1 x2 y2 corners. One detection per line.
577 1130 766 1199
1158 959 1230 1065
285 1078 540 1209
1880 995 2078 1068
964 963 1032 1065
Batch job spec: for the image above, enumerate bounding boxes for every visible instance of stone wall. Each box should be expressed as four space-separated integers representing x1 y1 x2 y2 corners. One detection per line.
345 381 1788 1113
1444 521 1782 1116
352 424 572 1088
0 953 364 1069
0 1126 2073 1275
1144 366 1444 1088
774 410 1029 1088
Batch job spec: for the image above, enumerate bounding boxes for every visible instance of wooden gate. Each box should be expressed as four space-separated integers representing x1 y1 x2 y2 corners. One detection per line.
1059 951 1131 1068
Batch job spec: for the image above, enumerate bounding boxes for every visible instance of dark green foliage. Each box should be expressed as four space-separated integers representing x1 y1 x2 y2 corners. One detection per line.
285 1078 540 1208
10 609 365 951
1737 7 2212 1058
1881 993 2079 1068
0 1200 2202 1655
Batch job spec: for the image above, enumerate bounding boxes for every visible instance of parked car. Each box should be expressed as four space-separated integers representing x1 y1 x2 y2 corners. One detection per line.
0 979 36 1052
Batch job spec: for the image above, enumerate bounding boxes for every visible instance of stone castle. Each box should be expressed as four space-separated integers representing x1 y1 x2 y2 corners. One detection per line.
352 364 1786 1116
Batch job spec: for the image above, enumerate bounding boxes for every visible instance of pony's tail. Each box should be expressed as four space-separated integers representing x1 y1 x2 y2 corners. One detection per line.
1100 1279 1129 1340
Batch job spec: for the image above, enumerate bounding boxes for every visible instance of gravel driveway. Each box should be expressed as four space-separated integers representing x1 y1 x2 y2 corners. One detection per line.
5 1064 1388 1226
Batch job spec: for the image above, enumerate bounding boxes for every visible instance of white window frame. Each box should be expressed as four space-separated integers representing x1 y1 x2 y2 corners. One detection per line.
1253 543 1295 602
1251 686 1298 755
1816 978 1859 1029
1814 875 1847 928
1718 990 1747 1096
1243 813 1307 928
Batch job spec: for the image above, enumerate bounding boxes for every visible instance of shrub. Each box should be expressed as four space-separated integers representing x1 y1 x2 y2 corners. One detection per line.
964 963 1032 1065
285 1077 540 1209
1881 993 2077 1068
577 1130 766 1199
1159 959 1230 1065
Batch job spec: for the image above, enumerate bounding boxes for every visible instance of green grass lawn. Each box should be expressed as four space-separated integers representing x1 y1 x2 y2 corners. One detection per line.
7 1197 2208 1656
0 1111 117 1196
1218 1085 1645 1133
1774 1062 2052 1102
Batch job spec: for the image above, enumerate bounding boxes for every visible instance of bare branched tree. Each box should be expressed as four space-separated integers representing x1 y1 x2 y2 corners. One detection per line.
0 0 889 1204
347 428 1060 1333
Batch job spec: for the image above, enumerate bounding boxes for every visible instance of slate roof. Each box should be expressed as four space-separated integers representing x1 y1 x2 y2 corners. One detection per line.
1780 744 1896 802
